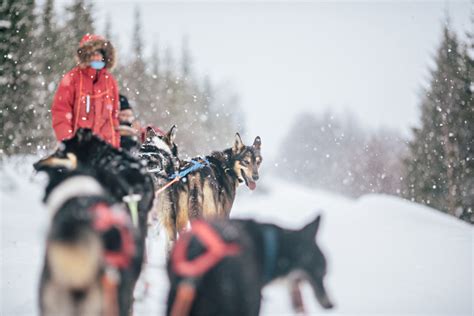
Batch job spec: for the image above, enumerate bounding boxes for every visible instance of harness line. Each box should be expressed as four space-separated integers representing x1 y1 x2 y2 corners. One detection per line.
154 177 180 196
152 158 210 196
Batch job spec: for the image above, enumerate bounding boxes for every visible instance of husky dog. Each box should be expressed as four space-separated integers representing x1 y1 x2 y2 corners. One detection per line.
36 129 155 230
34 129 155 292
166 216 334 316
163 133 262 253
137 126 180 236
34 163 138 316
138 125 179 188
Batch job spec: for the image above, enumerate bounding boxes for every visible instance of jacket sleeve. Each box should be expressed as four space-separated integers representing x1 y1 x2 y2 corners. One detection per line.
51 72 76 141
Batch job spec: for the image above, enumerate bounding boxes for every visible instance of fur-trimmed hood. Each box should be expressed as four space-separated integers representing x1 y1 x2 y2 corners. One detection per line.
76 35 116 70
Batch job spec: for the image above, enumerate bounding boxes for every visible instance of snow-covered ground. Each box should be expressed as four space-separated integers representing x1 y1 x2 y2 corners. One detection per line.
1 157 472 316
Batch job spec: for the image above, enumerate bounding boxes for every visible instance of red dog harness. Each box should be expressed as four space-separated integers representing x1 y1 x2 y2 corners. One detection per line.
172 220 240 277
170 220 241 316
92 203 135 269
90 203 136 316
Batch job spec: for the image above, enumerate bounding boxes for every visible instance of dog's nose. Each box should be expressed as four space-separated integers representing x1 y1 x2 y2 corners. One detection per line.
319 294 334 309
252 174 259 181
324 300 334 309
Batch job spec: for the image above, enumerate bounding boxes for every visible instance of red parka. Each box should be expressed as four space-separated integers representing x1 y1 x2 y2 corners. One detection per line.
51 66 120 147
51 34 120 147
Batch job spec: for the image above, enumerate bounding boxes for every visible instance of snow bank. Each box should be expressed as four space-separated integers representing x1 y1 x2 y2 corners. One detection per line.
1 156 48 316
233 178 472 316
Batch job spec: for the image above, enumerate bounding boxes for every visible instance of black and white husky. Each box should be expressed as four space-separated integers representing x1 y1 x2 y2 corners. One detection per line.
34 128 156 315
34 163 138 316
138 125 179 189
137 126 180 240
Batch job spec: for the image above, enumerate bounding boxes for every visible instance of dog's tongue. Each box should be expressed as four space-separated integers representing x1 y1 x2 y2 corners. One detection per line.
248 180 256 191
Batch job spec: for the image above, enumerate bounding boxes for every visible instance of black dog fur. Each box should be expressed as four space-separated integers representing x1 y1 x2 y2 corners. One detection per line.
56 128 155 230
166 216 333 316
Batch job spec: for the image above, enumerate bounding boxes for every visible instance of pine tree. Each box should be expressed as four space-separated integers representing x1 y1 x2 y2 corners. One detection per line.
120 7 153 124
104 13 112 42
34 0 61 150
151 41 160 78
457 16 474 222
404 23 469 218
175 37 213 155
61 0 95 72
159 45 178 125
0 0 39 155
277 112 319 185
37 0 57 88
438 27 465 215
148 40 161 118
181 36 191 79
364 130 406 195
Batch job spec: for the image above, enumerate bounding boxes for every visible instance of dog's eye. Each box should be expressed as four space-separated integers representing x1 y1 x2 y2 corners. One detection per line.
242 160 250 166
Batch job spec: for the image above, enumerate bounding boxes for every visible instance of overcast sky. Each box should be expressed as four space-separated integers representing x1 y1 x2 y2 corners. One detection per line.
59 0 472 158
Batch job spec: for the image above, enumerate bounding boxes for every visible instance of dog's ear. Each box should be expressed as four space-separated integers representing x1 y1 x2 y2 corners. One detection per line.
34 153 77 171
145 126 158 140
164 125 177 145
233 133 245 154
301 215 321 239
253 136 261 150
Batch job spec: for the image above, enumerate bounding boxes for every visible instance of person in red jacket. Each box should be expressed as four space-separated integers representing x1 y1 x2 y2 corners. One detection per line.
51 34 121 148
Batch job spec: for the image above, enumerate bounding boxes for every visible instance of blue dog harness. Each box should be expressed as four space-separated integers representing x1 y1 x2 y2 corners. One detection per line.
153 158 211 196
169 158 210 180
262 226 278 283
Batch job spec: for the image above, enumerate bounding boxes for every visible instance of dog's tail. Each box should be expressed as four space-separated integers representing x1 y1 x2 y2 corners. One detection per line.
188 184 202 220
157 190 178 252
47 229 102 289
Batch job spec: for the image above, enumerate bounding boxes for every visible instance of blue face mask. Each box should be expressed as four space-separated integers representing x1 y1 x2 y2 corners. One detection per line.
90 60 105 70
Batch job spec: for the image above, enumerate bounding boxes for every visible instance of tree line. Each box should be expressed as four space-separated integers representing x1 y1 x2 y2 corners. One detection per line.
0 0 244 158
277 111 406 198
278 21 473 223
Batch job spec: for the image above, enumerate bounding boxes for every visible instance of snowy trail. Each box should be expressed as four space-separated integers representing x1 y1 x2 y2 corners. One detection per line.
232 179 472 316
1 158 48 316
1 161 472 316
